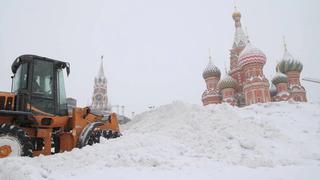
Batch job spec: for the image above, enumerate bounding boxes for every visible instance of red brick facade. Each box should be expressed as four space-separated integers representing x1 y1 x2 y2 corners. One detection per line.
202 8 307 107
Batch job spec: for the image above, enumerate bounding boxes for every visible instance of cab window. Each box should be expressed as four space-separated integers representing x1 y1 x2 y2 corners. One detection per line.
12 63 28 92
32 60 53 98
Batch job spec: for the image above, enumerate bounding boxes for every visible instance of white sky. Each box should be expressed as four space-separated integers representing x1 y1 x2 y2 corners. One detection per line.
0 0 319 116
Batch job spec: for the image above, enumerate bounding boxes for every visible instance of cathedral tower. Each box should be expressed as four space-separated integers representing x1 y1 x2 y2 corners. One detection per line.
276 39 307 102
271 65 290 101
91 56 111 114
238 41 271 105
218 68 237 106
202 50 222 105
229 7 248 106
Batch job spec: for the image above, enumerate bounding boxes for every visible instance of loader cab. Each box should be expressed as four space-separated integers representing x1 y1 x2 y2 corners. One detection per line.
11 55 70 116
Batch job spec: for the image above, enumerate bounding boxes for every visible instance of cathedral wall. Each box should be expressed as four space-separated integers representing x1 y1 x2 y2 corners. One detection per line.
221 88 237 106
276 83 289 93
205 77 220 90
203 95 221 105
286 71 301 86
291 91 307 102
243 83 270 105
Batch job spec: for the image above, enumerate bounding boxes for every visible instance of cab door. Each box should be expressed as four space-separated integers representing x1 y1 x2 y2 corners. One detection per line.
30 60 55 116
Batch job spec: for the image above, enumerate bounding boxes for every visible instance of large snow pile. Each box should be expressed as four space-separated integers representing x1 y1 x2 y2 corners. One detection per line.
1 101 320 180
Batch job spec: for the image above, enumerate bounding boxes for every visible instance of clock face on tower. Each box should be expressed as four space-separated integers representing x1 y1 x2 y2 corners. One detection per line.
95 94 103 101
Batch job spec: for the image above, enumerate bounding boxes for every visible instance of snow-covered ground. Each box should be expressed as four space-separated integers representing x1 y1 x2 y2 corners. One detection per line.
1 101 320 180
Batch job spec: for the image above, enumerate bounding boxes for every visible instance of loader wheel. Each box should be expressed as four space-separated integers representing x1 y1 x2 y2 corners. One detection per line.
112 132 121 138
0 124 33 158
87 130 102 146
102 130 113 139
102 130 121 139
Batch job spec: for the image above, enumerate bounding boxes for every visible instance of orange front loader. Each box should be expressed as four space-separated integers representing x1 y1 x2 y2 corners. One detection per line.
0 55 120 158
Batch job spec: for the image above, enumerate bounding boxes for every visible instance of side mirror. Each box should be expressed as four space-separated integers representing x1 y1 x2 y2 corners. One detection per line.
66 63 70 76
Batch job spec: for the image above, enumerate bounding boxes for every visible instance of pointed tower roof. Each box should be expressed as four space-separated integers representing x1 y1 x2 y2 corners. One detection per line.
232 6 248 47
282 37 296 61
98 55 105 78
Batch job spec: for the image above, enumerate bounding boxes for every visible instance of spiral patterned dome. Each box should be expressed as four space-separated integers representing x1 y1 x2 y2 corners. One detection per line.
202 60 221 79
269 84 277 97
271 72 288 85
276 50 303 73
238 43 266 68
218 75 237 90
276 41 303 73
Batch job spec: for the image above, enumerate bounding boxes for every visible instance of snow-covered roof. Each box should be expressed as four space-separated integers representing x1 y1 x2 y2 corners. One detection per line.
277 43 303 73
238 42 266 68
202 56 221 79
218 74 237 90
233 27 248 48
272 72 288 85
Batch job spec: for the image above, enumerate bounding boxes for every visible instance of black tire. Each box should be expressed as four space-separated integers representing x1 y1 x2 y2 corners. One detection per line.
52 135 60 153
102 130 113 139
112 132 121 138
0 124 33 157
102 130 121 139
77 122 104 148
87 130 102 146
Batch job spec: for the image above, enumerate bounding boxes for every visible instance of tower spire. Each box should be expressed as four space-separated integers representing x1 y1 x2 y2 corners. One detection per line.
283 36 288 52
232 4 241 27
208 48 212 62
98 55 105 77
232 5 247 47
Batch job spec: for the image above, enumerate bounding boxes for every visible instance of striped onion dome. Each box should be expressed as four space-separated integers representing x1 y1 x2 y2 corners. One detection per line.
269 84 277 97
272 72 288 85
218 74 237 90
238 42 266 68
202 59 221 79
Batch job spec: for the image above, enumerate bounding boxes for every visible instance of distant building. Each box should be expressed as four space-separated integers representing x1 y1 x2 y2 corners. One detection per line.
117 115 131 124
202 7 307 107
271 44 307 102
90 56 111 115
89 57 132 124
67 97 77 114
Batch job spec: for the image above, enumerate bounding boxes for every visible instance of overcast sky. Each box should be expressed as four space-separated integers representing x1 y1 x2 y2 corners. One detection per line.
0 0 319 116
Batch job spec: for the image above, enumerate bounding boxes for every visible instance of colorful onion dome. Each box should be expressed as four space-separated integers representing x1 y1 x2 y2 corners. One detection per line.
218 75 237 90
202 58 221 79
277 38 303 73
238 42 266 68
271 72 288 85
232 6 241 20
277 52 303 73
269 84 277 97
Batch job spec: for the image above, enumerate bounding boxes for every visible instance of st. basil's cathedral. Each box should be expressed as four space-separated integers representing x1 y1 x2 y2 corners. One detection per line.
202 8 307 107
